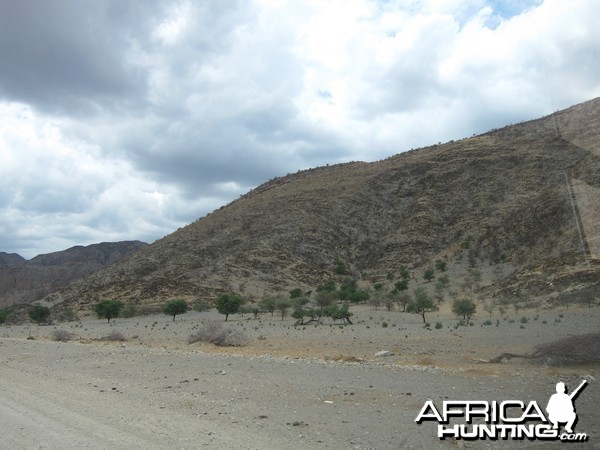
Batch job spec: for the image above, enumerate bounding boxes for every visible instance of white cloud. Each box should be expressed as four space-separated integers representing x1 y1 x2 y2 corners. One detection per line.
0 0 599 257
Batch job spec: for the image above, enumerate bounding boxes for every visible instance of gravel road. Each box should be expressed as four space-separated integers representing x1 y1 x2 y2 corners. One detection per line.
1 337 598 449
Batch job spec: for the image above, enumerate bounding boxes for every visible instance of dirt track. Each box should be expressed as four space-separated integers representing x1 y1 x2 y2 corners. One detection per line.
1 305 599 449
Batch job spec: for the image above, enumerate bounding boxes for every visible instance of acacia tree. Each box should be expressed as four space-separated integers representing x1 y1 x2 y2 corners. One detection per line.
216 294 242 321
407 288 439 323
29 305 51 324
95 300 123 323
423 268 435 283
452 299 476 324
275 298 291 320
289 288 304 299
163 299 189 321
259 297 276 316
324 304 353 324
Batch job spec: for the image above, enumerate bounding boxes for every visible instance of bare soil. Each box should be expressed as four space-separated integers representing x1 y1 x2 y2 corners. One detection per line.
1 304 599 449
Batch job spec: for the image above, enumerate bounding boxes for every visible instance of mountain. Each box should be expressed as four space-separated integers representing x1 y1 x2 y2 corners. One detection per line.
0 253 26 268
0 241 148 307
46 99 600 311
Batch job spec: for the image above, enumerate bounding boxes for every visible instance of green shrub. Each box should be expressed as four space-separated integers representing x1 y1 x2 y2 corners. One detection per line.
382 321 388 328
435 321 443 329
29 305 51 324
0 308 10 325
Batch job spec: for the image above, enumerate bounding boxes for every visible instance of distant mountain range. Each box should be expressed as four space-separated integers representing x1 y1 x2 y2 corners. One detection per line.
0 241 148 307
40 97 599 313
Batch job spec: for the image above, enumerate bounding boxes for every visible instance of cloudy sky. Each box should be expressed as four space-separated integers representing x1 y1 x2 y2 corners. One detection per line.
1 0 599 258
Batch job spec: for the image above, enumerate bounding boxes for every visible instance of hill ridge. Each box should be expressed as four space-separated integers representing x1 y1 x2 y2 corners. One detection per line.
44 98 600 311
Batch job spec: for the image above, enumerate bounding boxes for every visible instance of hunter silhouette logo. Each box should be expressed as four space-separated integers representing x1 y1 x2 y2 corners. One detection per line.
546 380 586 434
415 380 589 442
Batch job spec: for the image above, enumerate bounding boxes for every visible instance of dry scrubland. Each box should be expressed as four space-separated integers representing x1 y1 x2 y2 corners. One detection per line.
1 303 599 449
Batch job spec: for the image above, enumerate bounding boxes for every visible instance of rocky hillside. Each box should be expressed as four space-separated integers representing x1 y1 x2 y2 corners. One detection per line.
0 241 147 307
47 98 600 310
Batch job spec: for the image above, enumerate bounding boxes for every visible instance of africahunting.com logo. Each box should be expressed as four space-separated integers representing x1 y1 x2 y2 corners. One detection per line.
416 380 589 442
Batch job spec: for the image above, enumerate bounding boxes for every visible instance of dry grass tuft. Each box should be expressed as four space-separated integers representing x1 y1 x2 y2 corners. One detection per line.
188 320 248 347
52 329 78 342
101 330 127 341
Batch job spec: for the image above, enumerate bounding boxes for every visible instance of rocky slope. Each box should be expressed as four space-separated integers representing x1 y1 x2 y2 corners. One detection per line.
0 241 147 307
46 98 600 310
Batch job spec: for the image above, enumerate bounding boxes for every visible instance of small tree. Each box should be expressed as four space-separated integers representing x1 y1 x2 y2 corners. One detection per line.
399 266 410 280
369 294 382 310
316 280 337 293
423 268 435 283
216 294 242 321
95 300 124 323
163 299 189 321
452 299 476 324
483 300 495 319
435 259 447 272
397 291 412 312
0 308 9 325
407 288 438 323
335 260 347 275
324 304 353 324
315 290 336 310
275 298 291 320
437 274 450 288
29 305 51 324
289 288 304 299
395 279 409 292
259 297 276 316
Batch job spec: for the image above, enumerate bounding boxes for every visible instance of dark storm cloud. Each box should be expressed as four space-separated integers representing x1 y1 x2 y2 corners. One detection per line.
0 0 162 114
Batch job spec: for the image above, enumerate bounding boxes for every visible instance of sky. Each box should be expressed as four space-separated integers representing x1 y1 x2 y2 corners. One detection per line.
1 0 599 258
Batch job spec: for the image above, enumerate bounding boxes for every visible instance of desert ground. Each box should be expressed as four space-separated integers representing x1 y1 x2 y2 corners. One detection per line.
1 303 599 449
